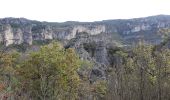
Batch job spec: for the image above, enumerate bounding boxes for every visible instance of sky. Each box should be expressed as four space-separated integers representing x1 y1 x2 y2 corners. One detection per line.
0 0 170 22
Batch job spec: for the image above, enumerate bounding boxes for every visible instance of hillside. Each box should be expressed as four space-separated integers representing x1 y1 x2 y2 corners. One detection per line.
1 15 170 100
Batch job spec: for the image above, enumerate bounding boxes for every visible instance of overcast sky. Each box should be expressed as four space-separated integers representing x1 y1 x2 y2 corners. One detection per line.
0 0 170 22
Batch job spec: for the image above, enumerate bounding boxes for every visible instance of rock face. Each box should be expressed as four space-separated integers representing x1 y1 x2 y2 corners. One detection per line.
1 15 170 46
66 32 110 81
3 25 14 46
66 25 106 40
0 18 106 46
103 15 170 44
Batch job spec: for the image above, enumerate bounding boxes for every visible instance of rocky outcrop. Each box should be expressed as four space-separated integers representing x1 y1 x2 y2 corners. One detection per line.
0 21 106 46
66 32 119 81
3 25 14 46
67 25 105 39
130 24 151 33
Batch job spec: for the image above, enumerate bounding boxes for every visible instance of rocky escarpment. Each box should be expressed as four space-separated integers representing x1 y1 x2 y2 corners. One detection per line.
1 15 170 46
0 18 106 46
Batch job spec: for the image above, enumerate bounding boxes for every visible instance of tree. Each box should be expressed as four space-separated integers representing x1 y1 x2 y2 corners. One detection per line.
18 42 81 100
0 50 20 100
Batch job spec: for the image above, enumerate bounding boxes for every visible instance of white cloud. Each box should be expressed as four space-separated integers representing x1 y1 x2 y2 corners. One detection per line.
0 0 170 22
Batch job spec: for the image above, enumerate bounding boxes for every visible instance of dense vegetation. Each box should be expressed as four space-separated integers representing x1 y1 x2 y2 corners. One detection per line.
0 42 105 100
0 40 170 100
105 42 170 100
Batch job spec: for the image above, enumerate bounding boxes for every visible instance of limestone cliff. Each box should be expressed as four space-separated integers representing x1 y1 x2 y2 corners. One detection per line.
0 19 106 46
1 15 170 46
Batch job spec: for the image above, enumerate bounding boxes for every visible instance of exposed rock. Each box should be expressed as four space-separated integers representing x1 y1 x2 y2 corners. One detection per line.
23 26 32 45
66 32 118 81
1 15 170 46
0 21 106 46
3 25 14 46
131 24 151 32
